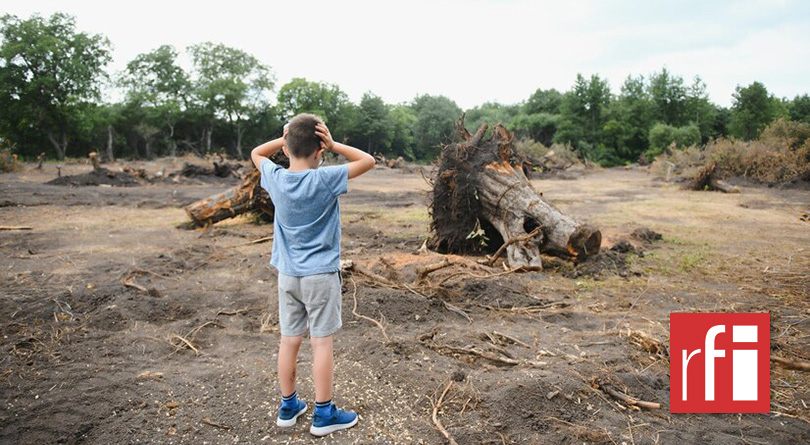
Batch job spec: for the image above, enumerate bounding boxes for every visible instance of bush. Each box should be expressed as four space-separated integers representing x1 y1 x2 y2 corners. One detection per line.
514 138 580 165
651 119 810 183
646 123 701 159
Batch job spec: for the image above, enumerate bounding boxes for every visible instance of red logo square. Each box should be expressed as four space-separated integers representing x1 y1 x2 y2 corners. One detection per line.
670 313 770 413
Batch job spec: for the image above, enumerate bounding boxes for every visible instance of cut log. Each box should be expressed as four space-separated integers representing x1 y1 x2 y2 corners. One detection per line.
182 169 273 228
180 153 286 229
428 117 601 268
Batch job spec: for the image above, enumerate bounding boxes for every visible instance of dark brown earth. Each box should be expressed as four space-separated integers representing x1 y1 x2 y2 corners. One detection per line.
1 158 808 444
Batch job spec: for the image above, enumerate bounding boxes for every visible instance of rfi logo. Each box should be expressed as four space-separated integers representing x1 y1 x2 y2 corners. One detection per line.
670 313 770 413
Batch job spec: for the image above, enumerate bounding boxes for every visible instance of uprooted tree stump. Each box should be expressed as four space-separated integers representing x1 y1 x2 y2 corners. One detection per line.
179 154 287 229
428 118 601 268
689 161 739 193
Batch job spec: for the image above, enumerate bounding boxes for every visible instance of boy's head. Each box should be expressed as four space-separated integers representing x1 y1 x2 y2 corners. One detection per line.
285 113 324 159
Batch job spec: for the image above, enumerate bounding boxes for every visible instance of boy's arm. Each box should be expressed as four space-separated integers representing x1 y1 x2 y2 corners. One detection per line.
331 142 376 179
250 126 288 170
250 137 285 170
315 123 375 179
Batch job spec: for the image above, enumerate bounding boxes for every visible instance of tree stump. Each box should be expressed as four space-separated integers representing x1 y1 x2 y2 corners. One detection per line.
689 161 739 193
428 118 601 268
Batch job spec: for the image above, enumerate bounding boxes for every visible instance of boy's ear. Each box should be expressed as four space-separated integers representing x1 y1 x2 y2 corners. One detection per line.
282 145 290 158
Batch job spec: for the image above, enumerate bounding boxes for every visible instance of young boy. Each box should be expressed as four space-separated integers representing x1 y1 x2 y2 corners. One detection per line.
250 113 375 436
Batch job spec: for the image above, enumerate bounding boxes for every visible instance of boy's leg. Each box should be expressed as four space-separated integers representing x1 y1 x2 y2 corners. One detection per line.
278 334 303 397
275 272 308 427
310 335 333 402
302 272 357 436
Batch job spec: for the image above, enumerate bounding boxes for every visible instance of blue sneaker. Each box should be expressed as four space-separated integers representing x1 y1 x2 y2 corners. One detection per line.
310 401 358 436
276 396 307 427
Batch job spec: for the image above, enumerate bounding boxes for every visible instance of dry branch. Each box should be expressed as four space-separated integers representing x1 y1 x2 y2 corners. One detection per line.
171 334 199 355
202 417 232 430
419 329 546 367
349 276 389 341
0 226 33 231
771 355 810 371
487 227 542 266
414 259 454 284
595 379 660 410
430 381 459 445
492 331 531 348
123 277 148 293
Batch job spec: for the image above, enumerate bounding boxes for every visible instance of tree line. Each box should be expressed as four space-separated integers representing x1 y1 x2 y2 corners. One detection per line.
2 13 808 165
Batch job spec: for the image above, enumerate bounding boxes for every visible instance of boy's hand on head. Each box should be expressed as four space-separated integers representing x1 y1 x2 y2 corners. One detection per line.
315 123 335 152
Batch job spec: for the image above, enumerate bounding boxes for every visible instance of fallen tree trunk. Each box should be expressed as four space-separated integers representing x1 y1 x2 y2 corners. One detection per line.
180 154 285 229
428 117 601 268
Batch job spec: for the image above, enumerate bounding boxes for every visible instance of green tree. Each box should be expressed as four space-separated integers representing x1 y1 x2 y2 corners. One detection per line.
276 77 353 141
120 45 189 157
464 102 520 134
788 94 810 124
389 104 417 160
346 92 393 154
188 42 274 157
603 75 654 162
684 76 717 142
411 94 461 159
729 81 782 140
0 13 111 159
511 112 559 146
648 68 687 126
524 88 562 115
555 73 611 158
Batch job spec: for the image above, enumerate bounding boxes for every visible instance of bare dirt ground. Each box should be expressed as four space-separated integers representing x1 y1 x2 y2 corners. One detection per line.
1 158 808 445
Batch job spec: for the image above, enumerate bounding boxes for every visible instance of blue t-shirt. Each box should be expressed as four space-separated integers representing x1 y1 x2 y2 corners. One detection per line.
259 158 349 276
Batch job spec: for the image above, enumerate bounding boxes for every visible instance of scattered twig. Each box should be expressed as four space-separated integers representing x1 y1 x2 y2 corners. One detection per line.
595 379 661 410
492 331 531 348
420 329 545 367
439 265 542 284
443 301 472 323
123 277 148 293
625 329 668 358
771 355 810 371
216 308 249 316
126 267 179 281
224 236 272 248
0 226 33 231
414 259 454 284
430 381 459 445
171 334 199 355
487 227 542 266
348 262 395 286
349 277 389 342
186 321 224 339
202 417 231 430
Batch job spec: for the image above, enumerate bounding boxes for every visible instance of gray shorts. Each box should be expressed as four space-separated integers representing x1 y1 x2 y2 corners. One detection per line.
277 271 343 337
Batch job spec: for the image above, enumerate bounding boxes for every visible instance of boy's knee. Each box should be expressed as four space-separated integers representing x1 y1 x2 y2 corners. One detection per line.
310 335 333 348
281 335 304 347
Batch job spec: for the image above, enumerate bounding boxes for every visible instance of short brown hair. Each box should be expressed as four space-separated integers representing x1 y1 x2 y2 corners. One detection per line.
285 113 324 158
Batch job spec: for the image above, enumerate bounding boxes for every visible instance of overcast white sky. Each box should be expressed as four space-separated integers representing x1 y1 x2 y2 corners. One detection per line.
4 0 809 109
